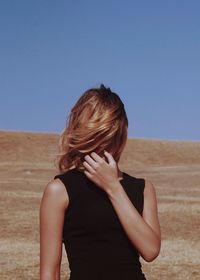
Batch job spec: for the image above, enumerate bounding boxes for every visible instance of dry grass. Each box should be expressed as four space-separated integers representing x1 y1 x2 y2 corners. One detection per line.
0 130 199 280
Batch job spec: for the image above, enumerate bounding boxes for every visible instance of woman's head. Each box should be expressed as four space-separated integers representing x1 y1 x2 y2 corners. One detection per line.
56 84 128 173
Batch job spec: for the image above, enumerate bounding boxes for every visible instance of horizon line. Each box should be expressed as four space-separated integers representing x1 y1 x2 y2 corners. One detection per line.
0 129 199 143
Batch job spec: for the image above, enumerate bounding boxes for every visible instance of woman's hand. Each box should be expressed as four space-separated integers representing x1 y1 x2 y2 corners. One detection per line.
83 150 120 192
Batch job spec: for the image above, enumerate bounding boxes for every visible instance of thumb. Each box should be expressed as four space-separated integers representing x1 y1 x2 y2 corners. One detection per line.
104 150 116 166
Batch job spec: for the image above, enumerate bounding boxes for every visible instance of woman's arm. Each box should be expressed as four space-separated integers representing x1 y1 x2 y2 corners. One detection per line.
106 179 161 262
83 150 161 262
39 178 69 280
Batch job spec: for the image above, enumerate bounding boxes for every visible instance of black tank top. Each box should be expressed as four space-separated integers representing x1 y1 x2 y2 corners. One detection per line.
54 168 147 280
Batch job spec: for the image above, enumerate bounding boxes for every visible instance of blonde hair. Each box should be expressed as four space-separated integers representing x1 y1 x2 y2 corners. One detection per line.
55 84 128 173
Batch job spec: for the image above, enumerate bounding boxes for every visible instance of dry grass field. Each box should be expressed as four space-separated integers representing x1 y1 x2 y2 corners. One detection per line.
0 130 200 280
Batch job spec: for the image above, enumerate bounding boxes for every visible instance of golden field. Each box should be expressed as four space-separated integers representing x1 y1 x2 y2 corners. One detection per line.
0 130 200 280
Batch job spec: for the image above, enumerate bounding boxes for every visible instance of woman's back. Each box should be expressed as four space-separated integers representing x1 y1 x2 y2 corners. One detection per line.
40 85 160 280
54 167 147 280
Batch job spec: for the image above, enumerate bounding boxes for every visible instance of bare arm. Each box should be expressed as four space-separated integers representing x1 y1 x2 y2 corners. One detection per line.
106 179 161 262
39 178 69 280
83 150 161 262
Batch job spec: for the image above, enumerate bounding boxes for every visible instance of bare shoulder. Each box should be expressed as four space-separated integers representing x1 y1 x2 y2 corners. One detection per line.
143 179 157 197
41 178 69 210
43 178 68 196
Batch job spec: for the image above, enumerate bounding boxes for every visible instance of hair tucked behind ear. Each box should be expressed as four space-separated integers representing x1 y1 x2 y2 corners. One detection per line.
55 84 128 173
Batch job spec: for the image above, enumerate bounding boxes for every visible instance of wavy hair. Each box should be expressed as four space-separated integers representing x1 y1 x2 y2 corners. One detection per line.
55 84 128 173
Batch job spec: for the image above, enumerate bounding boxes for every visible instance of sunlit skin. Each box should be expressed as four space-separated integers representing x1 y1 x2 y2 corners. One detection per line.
40 150 161 280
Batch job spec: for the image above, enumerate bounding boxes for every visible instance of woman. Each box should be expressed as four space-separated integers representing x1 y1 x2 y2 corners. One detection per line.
40 84 161 280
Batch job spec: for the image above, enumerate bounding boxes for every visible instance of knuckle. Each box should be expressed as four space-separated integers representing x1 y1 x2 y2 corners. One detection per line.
94 164 99 169
91 169 96 175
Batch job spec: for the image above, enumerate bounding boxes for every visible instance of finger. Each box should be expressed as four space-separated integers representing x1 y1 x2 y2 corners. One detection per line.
89 152 104 163
84 155 98 169
84 169 93 179
83 161 95 174
104 150 116 165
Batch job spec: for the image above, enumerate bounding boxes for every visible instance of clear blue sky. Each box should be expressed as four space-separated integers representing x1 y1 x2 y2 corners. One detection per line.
0 1 199 140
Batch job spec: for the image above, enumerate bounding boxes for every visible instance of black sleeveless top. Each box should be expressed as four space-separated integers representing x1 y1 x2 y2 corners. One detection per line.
54 168 147 280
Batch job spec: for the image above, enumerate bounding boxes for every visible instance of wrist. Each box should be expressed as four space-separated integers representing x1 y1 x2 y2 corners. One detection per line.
106 181 122 198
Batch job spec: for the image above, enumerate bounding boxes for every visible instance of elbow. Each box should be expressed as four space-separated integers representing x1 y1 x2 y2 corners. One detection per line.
142 242 161 262
143 250 160 262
